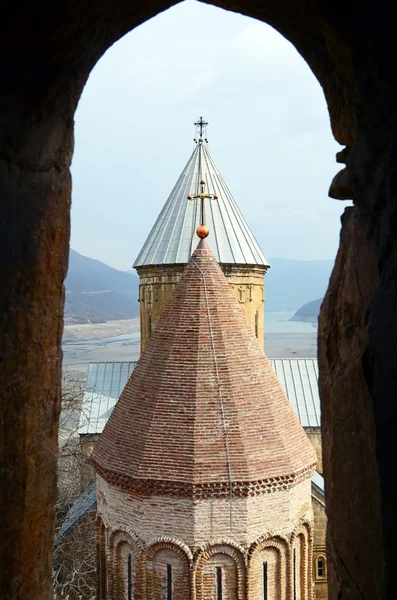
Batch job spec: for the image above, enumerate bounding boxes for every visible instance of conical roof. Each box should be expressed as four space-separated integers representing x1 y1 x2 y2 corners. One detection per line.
92 242 315 497
133 141 269 267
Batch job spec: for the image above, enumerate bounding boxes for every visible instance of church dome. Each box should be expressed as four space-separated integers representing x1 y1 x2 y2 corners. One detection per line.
133 139 269 267
92 241 315 497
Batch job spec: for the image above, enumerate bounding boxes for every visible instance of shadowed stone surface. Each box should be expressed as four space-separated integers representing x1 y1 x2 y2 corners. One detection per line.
1 1 397 599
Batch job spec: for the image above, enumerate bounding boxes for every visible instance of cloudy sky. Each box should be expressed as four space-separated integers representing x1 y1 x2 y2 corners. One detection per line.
71 0 345 271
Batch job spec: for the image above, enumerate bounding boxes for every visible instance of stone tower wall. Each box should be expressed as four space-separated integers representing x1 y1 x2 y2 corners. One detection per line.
136 263 267 352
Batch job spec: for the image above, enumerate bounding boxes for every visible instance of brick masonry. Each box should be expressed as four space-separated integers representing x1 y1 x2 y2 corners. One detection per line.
92 241 317 599
136 263 267 352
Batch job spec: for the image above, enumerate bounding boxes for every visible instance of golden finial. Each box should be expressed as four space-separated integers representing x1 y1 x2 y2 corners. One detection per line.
187 177 218 239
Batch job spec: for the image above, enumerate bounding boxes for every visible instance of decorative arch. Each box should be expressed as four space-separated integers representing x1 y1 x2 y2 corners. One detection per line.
290 523 312 600
194 543 246 600
145 539 191 600
96 516 107 600
107 529 143 600
248 535 290 600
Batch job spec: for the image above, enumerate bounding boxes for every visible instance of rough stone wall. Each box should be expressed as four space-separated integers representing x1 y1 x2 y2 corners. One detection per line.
3 2 397 599
136 264 266 351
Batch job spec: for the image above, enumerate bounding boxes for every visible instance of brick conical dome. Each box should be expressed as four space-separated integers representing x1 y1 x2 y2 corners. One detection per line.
92 241 316 497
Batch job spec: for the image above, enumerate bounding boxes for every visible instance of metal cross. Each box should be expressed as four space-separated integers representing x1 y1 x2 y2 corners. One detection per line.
194 116 208 140
187 179 218 226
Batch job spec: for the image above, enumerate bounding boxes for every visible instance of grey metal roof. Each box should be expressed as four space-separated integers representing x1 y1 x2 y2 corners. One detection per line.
133 141 269 267
269 358 320 428
55 482 97 543
78 362 136 435
311 471 325 497
79 358 320 435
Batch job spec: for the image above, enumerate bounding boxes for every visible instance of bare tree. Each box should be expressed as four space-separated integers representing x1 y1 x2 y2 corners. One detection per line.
53 368 97 599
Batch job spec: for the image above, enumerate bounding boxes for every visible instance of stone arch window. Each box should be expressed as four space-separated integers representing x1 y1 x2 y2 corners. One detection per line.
255 311 259 338
97 518 107 600
315 554 327 579
291 528 310 600
238 286 244 303
202 554 236 600
194 544 246 600
111 534 137 600
248 537 288 600
148 312 152 337
146 544 190 600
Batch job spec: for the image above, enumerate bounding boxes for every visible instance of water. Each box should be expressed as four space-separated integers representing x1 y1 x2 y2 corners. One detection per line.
265 311 317 333
62 313 316 370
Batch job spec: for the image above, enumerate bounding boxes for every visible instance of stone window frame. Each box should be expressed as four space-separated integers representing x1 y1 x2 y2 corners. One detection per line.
194 543 246 600
315 553 327 580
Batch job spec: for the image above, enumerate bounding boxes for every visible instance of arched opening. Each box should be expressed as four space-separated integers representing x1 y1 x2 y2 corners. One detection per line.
195 545 245 600
97 518 107 600
201 554 237 600
248 540 287 600
315 554 326 580
292 531 309 600
114 540 136 600
2 2 396 600
146 544 190 600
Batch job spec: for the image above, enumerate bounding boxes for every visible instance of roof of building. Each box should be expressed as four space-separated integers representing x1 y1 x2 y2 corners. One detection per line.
92 241 316 492
133 140 269 268
54 482 96 544
311 471 325 497
79 357 320 435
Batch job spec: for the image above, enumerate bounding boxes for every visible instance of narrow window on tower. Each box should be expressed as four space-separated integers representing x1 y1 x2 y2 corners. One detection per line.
293 548 297 600
148 313 152 337
317 556 326 578
263 561 268 600
255 311 259 338
216 566 223 600
127 554 132 600
167 564 172 600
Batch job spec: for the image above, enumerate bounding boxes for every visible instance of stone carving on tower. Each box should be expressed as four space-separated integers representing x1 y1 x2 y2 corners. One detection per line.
92 222 317 599
134 118 269 352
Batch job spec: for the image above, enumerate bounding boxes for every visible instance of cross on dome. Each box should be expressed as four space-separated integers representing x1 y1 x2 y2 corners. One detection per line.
187 179 218 238
194 116 208 142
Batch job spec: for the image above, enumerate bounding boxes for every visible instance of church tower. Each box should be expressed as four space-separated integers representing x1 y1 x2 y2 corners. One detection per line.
134 117 269 352
92 236 317 600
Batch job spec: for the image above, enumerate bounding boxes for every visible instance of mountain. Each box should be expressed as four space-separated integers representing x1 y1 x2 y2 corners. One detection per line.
64 249 139 324
265 257 333 312
290 298 323 323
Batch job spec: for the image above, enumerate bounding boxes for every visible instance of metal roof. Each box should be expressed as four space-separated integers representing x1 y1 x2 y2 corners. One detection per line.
133 141 269 267
78 362 136 435
79 358 320 435
269 358 320 428
55 482 97 543
311 471 325 497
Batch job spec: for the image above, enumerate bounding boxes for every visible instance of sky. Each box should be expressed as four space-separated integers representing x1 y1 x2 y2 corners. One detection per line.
70 0 346 271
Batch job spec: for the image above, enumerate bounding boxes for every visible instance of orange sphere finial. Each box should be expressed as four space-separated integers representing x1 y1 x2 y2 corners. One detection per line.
196 225 209 239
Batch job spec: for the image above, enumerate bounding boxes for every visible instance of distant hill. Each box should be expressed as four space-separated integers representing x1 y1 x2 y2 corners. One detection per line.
265 257 333 312
64 249 139 324
290 298 323 323
64 251 334 323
